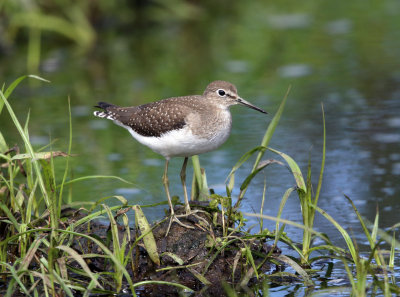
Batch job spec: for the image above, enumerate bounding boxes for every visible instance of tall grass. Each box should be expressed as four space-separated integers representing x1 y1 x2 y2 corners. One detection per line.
221 89 399 294
0 76 194 295
1 77 399 296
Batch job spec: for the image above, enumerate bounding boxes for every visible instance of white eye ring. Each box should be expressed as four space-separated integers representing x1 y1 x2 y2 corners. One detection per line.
217 89 226 97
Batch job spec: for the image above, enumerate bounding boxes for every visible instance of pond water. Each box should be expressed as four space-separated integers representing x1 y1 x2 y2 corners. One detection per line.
1 0 400 295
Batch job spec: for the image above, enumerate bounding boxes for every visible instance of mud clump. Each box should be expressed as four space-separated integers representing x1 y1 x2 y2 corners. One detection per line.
71 204 282 296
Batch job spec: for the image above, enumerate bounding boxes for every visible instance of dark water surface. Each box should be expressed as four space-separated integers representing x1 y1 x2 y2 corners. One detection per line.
1 0 400 294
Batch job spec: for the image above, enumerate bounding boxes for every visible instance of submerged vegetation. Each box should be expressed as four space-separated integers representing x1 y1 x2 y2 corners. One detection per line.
0 76 399 296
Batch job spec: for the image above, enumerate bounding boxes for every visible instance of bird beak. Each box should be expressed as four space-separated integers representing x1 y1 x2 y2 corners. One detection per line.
237 97 267 114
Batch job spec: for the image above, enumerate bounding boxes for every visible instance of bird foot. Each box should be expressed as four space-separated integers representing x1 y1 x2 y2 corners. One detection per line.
165 214 194 237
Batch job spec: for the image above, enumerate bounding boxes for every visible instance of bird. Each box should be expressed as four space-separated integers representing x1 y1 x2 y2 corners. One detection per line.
93 80 267 235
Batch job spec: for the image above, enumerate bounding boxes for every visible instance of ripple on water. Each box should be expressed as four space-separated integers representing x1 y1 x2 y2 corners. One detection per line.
277 64 312 78
72 105 90 117
386 116 400 128
89 120 108 130
373 167 386 176
390 153 400 161
267 13 311 29
372 133 400 143
143 158 163 166
225 60 250 73
107 153 122 162
383 205 393 212
325 19 352 35
392 162 400 175
30 135 49 146
115 188 141 196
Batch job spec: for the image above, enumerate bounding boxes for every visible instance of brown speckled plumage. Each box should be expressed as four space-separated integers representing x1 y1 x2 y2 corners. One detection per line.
96 98 199 137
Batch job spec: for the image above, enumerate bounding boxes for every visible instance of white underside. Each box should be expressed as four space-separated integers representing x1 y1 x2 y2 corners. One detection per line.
115 121 230 159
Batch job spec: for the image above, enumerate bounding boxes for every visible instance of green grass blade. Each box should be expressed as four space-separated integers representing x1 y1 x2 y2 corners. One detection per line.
244 212 327 262
275 254 313 286
275 187 296 244
222 282 239 297
227 146 266 180
314 103 326 205
342 259 356 290
0 75 49 114
160 252 184 265
371 210 379 244
239 159 282 191
47 228 138 295
82 274 100 297
56 245 103 289
191 155 209 200
133 205 160 266
6 237 44 295
40 256 74 297
252 85 291 171
0 88 50 210
343 194 382 265
313 205 358 263
244 212 328 240
268 147 306 192
59 97 73 210
0 76 27 114
188 268 212 286
202 238 239 275
389 232 395 268
0 204 21 231
259 179 267 231
88 195 128 212
307 245 348 257
26 74 50 83
59 175 133 187
0 131 7 152
102 204 121 252
229 90 292 202
3 262 31 296
132 280 193 292
245 244 259 279
228 146 265 205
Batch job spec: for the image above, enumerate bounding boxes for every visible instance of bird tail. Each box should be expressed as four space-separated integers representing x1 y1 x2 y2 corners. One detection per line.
93 102 118 120
94 101 117 110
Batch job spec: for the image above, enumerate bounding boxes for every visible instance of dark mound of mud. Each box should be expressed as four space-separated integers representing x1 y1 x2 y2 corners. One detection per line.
71 204 282 296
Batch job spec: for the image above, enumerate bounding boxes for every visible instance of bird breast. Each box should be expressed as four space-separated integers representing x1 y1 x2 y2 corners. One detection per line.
187 107 232 143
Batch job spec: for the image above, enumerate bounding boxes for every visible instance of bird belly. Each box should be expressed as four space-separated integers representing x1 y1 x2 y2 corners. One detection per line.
122 124 230 159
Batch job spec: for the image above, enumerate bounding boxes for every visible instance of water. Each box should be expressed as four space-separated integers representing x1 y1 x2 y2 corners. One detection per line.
1 0 400 294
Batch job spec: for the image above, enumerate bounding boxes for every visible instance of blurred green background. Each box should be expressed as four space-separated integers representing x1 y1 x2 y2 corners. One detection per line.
1 0 400 248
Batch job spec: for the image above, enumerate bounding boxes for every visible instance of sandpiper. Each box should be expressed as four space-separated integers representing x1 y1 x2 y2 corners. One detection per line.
94 80 267 235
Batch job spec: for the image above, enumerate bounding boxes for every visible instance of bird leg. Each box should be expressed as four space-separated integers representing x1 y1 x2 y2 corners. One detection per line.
163 159 194 237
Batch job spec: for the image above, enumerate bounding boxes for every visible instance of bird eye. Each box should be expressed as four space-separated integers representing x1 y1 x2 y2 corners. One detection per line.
217 89 226 97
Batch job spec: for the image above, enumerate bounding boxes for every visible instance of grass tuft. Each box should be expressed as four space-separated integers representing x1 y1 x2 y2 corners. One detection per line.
0 78 399 296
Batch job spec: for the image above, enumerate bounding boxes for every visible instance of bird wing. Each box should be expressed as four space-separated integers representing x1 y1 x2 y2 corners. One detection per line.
96 97 197 137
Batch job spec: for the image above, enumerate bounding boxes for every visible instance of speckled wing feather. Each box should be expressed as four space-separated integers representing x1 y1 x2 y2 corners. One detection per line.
95 97 199 137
